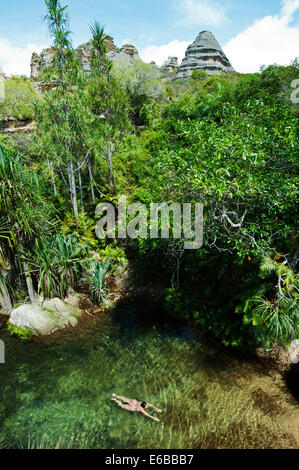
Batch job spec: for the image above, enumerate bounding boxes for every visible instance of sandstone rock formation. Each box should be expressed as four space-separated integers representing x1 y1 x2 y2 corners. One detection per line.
75 41 94 74
76 37 118 73
31 47 57 79
161 56 179 73
120 44 139 58
107 45 141 67
176 31 235 79
30 37 141 79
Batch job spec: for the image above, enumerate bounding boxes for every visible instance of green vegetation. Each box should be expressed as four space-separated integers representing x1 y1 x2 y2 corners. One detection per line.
26 234 89 298
86 260 112 304
7 321 35 339
0 0 298 352
0 77 36 121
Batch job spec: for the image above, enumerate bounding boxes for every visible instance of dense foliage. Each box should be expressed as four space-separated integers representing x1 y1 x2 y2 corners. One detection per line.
0 77 36 121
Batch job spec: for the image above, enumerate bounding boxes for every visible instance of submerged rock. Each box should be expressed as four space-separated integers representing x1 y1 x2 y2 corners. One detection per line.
9 298 80 336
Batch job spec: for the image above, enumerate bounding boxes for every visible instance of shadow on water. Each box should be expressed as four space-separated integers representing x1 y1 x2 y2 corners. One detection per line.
285 363 299 402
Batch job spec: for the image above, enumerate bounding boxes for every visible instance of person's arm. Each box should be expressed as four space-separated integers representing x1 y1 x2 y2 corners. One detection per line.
141 409 160 422
147 403 162 413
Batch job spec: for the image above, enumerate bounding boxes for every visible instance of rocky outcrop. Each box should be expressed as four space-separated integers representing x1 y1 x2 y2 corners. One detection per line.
120 44 139 58
76 38 119 73
31 47 57 79
105 43 142 69
161 56 179 73
289 340 299 364
0 118 35 134
75 41 94 74
104 35 118 53
9 298 81 336
30 38 141 79
176 31 235 79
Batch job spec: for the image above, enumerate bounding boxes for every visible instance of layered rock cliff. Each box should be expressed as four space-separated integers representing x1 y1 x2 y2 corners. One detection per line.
176 31 235 79
30 37 142 79
161 57 179 73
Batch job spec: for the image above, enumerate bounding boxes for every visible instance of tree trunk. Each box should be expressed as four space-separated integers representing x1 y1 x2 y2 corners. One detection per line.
0 273 12 312
77 158 84 213
59 165 71 212
48 160 57 196
68 158 79 221
106 135 116 194
88 155 95 203
22 262 36 303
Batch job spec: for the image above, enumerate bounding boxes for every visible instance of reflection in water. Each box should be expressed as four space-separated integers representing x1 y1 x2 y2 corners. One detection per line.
0 306 298 449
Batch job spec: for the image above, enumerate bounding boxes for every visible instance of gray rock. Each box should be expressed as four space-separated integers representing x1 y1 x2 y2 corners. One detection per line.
176 30 235 79
30 47 57 79
30 38 142 79
289 339 299 364
10 298 80 336
120 44 140 58
161 56 179 72
107 50 141 67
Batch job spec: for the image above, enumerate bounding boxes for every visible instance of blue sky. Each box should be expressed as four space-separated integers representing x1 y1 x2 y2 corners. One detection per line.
0 0 299 75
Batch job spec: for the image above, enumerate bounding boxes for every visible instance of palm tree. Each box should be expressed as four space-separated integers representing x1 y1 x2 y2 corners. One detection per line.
43 0 81 221
90 22 108 67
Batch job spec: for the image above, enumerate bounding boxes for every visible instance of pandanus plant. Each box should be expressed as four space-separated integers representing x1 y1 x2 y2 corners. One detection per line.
25 234 89 299
88 260 112 305
0 145 53 308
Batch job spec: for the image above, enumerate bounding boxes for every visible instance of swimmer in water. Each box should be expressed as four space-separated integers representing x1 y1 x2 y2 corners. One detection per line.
111 394 162 422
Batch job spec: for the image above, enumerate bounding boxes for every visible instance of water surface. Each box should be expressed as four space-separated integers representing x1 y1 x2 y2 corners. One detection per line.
0 305 298 449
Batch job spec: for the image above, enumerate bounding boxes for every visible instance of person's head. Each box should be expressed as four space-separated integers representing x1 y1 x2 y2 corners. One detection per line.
140 401 147 409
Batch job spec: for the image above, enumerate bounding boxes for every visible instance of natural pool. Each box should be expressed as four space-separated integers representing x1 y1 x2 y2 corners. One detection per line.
0 303 298 449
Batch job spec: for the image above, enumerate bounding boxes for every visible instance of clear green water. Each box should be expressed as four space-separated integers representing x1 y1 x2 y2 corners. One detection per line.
0 305 298 449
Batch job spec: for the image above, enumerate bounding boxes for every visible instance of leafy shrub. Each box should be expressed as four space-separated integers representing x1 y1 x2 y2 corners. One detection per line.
0 78 36 120
61 213 98 249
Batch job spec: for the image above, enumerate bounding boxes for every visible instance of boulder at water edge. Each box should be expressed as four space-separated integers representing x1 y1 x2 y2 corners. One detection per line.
289 340 299 364
9 298 80 336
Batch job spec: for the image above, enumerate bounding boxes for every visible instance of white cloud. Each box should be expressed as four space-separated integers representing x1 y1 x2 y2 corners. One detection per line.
223 0 299 73
172 0 228 27
142 1 299 71
281 0 299 19
0 39 46 76
140 40 191 66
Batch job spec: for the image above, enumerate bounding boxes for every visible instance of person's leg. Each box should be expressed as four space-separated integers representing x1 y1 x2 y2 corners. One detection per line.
120 403 132 411
112 398 131 412
112 394 131 404
111 398 123 406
